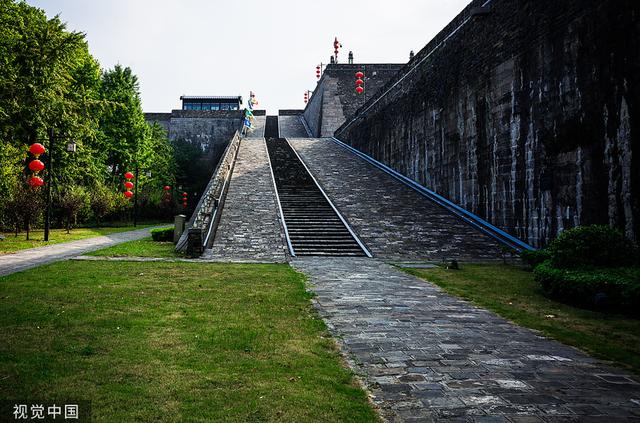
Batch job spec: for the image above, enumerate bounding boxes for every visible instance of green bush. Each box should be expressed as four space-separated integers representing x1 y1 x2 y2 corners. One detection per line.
546 225 637 269
534 260 640 315
520 249 551 268
150 227 174 242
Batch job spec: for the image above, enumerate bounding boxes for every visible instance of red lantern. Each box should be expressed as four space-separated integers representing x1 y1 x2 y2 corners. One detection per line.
356 86 364 94
355 79 364 86
182 202 187 207
28 176 44 187
28 159 45 173
124 172 134 180
124 181 134 189
182 192 187 196
124 191 133 198
163 185 171 191
29 143 46 157
355 71 364 79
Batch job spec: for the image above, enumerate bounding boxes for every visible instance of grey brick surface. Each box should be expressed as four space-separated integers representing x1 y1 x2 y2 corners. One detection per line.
288 138 505 261
204 138 287 261
246 115 265 138
292 257 640 422
278 115 310 137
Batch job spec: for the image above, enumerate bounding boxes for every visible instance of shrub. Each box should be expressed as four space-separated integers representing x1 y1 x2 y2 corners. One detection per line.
90 185 116 227
546 225 637 269
534 261 640 315
520 249 551 268
57 186 90 233
151 227 174 242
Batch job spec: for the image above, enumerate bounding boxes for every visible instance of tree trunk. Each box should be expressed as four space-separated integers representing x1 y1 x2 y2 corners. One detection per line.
66 215 71 234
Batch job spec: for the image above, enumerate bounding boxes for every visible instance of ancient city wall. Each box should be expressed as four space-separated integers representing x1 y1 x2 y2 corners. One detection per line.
145 110 242 160
335 0 640 247
303 63 403 137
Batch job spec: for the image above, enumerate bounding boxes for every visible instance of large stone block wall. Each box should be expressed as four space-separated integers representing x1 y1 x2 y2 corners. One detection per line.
303 64 404 137
145 110 242 160
335 0 640 247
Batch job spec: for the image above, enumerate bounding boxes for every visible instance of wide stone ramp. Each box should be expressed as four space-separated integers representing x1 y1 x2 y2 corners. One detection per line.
293 257 640 422
288 138 504 261
204 138 286 261
278 115 310 138
246 115 265 138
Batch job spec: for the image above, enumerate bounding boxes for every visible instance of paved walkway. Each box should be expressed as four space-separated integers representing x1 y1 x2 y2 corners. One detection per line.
292 257 640 422
0 226 164 277
288 138 504 262
247 115 266 138
204 138 287 261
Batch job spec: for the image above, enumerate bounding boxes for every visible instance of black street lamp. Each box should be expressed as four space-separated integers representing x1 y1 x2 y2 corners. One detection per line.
44 128 77 242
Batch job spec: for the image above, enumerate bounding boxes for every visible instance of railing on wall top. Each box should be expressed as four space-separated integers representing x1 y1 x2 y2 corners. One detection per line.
175 131 241 256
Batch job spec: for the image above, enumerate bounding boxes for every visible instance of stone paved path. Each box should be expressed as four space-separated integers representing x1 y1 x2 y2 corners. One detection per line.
288 138 505 262
204 138 287 261
247 115 265 138
0 226 165 277
292 257 640 422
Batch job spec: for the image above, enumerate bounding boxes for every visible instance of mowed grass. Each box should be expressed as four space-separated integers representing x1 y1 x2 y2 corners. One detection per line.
87 237 178 258
0 225 159 254
404 264 640 375
0 261 378 422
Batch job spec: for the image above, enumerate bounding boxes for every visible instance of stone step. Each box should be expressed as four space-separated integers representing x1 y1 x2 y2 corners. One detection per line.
266 137 366 257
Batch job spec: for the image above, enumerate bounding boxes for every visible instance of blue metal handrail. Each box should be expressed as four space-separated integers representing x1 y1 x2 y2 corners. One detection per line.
331 136 535 252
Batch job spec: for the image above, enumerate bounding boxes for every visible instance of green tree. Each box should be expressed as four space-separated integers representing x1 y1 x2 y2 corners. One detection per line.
98 65 147 183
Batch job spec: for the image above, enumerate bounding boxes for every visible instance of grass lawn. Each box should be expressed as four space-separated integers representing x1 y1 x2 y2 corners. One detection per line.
403 264 640 375
0 224 162 255
87 237 179 258
0 261 378 422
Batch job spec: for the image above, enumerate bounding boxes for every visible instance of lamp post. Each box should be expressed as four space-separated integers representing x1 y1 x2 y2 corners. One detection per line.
44 129 77 242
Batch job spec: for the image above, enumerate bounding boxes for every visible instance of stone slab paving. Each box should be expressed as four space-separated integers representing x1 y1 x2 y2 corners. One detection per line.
0 226 167 277
278 115 310 137
292 257 640 423
288 138 505 262
247 115 265 138
204 138 287 261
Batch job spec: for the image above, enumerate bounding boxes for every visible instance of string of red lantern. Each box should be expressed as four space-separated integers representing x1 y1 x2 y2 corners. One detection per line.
355 70 365 94
182 191 188 208
28 143 46 188
123 172 134 198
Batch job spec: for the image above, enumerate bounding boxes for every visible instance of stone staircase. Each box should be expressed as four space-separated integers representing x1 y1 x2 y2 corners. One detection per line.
265 137 368 257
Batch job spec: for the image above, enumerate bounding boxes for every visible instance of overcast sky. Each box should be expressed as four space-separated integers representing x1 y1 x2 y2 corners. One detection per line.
27 0 470 113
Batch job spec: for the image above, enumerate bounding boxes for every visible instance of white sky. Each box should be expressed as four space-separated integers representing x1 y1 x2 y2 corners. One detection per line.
27 0 470 113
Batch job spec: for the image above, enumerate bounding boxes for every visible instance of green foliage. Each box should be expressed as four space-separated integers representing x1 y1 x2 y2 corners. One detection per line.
98 65 147 181
527 225 640 315
56 185 90 232
0 1 178 230
534 261 640 315
150 227 174 242
3 182 44 240
520 248 551 268
546 225 638 269
89 184 116 226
